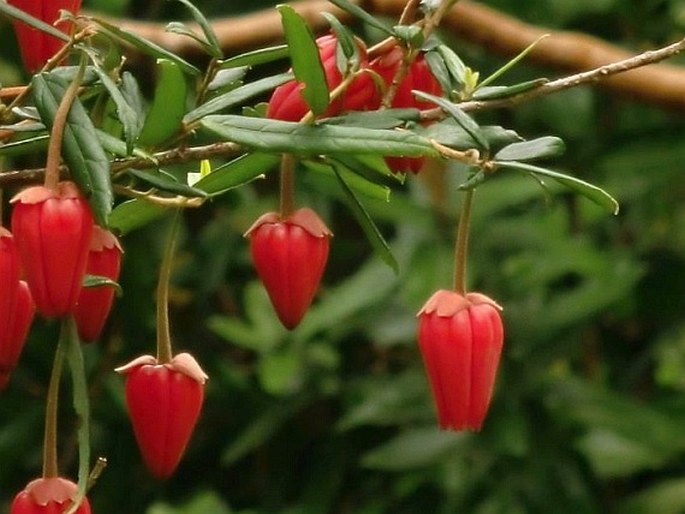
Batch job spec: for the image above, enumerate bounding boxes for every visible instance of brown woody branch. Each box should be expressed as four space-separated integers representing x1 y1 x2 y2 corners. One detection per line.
97 0 685 111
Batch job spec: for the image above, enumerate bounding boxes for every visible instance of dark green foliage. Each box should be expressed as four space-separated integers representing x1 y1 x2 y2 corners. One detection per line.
2 1 685 513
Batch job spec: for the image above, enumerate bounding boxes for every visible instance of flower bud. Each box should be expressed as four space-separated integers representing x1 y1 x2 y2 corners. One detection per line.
11 181 94 318
245 208 332 329
74 226 123 342
417 289 503 431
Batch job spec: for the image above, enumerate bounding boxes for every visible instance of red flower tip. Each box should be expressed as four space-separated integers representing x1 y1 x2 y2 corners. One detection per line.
246 208 332 329
116 353 207 479
10 477 91 514
417 289 504 432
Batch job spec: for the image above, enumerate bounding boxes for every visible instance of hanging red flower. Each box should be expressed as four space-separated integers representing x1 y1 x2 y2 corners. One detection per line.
116 353 208 479
11 181 94 318
417 289 504 431
245 208 332 330
74 226 123 342
10 477 91 514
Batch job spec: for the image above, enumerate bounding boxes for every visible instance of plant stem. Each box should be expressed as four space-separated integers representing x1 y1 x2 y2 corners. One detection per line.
156 210 182 364
453 188 475 295
44 57 86 191
279 154 296 218
42 330 67 479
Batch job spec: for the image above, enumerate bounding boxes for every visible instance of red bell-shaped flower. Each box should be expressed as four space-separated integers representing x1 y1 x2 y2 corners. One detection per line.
74 226 123 342
370 46 442 174
0 228 35 390
115 353 208 479
8 0 82 72
10 477 91 514
267 34 377 121
417 289 504 431
245 208 332 330
0 281 36 390
11 181 94 318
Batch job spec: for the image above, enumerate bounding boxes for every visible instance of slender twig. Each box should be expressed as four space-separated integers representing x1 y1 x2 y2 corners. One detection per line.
279 154 296 218
44 58 86 190
43 334 67 479
156 210 182 364
453 188 474 294
450 37 685 113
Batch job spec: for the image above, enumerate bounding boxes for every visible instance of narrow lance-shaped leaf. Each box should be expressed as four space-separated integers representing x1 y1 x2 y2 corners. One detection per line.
202 115 439 157
494 160 619 214
171 0 222 58
126 168 208 198
91 65 143 155
494 136 565 162
63 317 91 512
219 45 289 69
330 161 399 273
32 72 113 225
278 4 329 116
0 1 69 41
185 72 292 123
194 153 279 195
327 0 394 35
139 59 188 146
91 17 200 75
414 91 490 150
108 199 167 235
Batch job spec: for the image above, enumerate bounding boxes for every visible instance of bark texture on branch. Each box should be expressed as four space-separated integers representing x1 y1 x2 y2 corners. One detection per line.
101 0 685 111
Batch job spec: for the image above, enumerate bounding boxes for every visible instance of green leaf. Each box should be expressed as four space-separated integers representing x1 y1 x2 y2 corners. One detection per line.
184 72 292 123
471 78 548 100
0 135 49 157
138 59 188 146
219 44 289 69
361 427 468 470
277 4 329 116
170 0 222 58
96 130 155 160
415 91 489 150
436 44 468 89
424 50 455 96
63 318 91 510
194 153 279 195
477 34 549 90
327 0 394 35
202 115 439 157
0 1 70 41
206 67 248 92
494 160 619 214
222 400 305 465
127 168 208 197
392 25 424 48
494 136 565 161
165 22 217 57
92 66 142 154
619 478 685 514
32 73 113 226
419 121 521 152
108 199 167 235
321 13 357 65
322 108 421 129
92 17 200 75
304 160 391 201
330 161 399 273
83 274 123 296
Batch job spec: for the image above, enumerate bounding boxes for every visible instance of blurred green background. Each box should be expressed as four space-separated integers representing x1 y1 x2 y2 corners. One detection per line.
2 0 685 513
